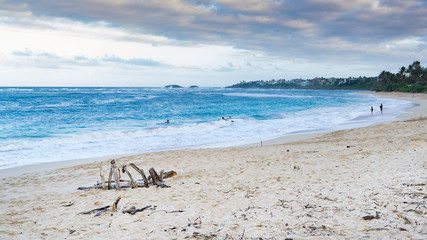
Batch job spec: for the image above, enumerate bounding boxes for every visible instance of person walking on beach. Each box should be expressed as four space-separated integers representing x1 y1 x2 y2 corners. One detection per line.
371 106 373 115
380 103 383 113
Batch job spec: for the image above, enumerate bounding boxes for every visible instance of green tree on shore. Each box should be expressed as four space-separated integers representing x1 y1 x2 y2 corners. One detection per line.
227 61 427 93
374 61 427 93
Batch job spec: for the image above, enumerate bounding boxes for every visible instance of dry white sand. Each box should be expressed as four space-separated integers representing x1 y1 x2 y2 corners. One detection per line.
0 92 426 239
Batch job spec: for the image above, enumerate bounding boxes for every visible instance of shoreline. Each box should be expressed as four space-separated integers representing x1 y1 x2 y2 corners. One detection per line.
0 91 426 239
241 91 426 147
1 91 425 178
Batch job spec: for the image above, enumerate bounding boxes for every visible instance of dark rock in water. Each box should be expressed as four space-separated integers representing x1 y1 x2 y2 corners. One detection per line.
164 85 183 89
189 85 199 88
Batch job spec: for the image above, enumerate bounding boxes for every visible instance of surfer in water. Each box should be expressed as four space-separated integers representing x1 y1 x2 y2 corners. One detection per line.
221 116 234 122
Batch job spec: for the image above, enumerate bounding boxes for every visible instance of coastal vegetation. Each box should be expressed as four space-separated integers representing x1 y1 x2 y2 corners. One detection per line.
227 61 427 93
374 61 427 92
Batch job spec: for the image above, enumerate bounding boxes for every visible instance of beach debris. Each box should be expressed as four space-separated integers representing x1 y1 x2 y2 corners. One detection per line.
100 167 106 190
188 217 202 229
112 195 122 212
147 209 184 216
362 211 380 220
80 196 123 216
80 205 110 215
149 167 171 188
77 160 176 190
61 201 75 207
163 170 177 179
80 196 159 217
129 163 149 187
122 205 152 215
110 159 121 190
122 165 137 188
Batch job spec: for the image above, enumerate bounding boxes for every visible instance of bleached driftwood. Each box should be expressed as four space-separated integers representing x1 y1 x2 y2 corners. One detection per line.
100 167 106 190
112 195 121 212
162 170 177 179
122 205 152 215
78 160 176 190
122 165 137 188
80 205 110 215
149 167 170 188
108 164 113 190
111 159 121 190
130 163 149 187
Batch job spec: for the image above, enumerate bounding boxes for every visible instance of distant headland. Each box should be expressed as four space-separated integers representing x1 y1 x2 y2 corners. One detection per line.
164 85 199 89
227 61 427 93
164 85 183 89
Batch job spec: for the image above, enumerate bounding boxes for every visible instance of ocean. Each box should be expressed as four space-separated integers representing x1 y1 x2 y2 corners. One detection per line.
0 87 414 169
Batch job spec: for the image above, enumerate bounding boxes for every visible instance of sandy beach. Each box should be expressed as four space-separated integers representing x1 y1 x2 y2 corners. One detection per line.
0 92 426 239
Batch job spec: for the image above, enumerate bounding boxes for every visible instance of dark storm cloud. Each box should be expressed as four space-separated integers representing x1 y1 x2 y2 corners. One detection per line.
2 0 426 62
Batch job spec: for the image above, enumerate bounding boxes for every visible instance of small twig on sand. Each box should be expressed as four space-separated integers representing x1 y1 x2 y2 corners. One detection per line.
122 205 152 215
80 205 110 215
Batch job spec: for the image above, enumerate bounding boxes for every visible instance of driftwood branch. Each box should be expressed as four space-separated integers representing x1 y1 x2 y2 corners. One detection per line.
122 165 137 188
122 205 152 215
149 168 171 188
80 205 110 215
100 167 106 190
108 165 113 190
159 169 164 182
112 195 122 212
163 170 177 179
62 201 75 207
111 159 121 190
130 163 149 187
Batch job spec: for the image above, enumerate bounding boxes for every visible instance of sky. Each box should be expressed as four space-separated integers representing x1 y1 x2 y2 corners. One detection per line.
0 0 426 87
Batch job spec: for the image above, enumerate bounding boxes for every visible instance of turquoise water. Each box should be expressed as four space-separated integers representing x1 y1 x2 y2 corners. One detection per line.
0 87 413 169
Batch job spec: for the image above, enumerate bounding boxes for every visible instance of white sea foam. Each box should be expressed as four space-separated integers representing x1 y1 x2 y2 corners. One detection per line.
91 98 136 105
223 93 312 98
0 88 34 92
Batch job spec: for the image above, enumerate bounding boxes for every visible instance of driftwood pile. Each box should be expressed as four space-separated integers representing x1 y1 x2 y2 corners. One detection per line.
78 159 177 190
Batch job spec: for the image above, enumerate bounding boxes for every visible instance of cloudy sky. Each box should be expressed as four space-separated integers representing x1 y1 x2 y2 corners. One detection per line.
1 0 426 87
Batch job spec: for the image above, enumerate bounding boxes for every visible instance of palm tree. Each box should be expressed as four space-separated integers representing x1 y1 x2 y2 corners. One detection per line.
399 66 406 82
411 61 422 83
406 63 414 84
